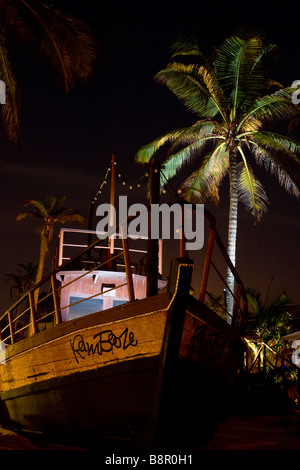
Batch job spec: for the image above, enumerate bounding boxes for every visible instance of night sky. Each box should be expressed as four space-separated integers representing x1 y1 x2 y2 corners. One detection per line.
1 0 300 312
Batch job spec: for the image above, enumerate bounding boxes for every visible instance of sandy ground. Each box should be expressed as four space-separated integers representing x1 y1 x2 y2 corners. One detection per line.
1 412 300 451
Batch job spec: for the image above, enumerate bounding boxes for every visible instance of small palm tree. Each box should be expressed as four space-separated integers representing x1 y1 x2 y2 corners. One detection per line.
246 288 293 380
0 0 97 145
16 196 86 302
136 35 300 318
5 261 38 300
247 288 293 344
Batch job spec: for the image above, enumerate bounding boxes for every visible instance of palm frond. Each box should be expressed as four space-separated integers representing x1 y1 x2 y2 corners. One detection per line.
250 43 279 77
215 35 266 117
249 134 300 197
179 142 228 204
16 211 42 222
237 146 268 220
17 1 97 92
197 66 229 122
158 120 225 184
165 118 223 155
44 195 66 213
0 31 21 145
247 288 267 319
160 136 215 184
239 88 300 129
170 37 203 58
155 62 219 117
51 7 98 81
17 196 86 234
59 213 87 226
24 199 48 216
135 128 189 163
251 131 300 157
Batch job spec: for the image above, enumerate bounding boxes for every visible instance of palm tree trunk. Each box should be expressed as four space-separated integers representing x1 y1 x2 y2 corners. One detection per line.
34 234 49 304
226 150 239 322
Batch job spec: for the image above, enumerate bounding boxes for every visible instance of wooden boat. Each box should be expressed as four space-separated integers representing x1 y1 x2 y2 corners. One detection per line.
0 163 248 449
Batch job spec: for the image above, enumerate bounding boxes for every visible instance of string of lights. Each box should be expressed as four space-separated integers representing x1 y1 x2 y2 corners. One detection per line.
90 156 180 205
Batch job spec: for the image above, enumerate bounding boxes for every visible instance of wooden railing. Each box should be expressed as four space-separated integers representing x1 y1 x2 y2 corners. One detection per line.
0 221 138 346
52 227 164 276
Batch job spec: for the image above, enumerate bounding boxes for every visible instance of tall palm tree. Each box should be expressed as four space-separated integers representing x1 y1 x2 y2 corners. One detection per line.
16 196 86 302
136 35 300 319
0 0 97 145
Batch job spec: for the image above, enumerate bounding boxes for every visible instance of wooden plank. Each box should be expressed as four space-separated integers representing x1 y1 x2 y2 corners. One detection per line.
3 292 170 359
0 309 167 392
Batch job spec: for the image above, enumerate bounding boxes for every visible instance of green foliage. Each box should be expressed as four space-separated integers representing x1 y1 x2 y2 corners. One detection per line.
16 195 87 240
136 34 300 318
245 287 296 385
246 287 293 346
0 0 97 145
136 34 300 222
0 29 21 145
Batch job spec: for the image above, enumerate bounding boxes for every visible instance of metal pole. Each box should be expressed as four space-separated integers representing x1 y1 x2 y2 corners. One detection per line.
179 204 186 257
121 226 135 302
51 273 62 325
199 227 215 303
8 310 14 344
158 239 163 276
147 159 160 297
29 291 37 335
108 154 116 270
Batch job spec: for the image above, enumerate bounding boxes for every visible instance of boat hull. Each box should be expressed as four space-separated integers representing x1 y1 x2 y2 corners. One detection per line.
0 261 243 449
0 300 242 448
0 356 160 446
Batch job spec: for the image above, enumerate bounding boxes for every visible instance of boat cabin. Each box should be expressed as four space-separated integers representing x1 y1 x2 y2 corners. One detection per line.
54 228 166 322
57 270 166 322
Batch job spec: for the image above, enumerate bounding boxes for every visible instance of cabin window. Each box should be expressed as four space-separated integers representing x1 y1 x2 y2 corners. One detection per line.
113 299 127 307
101 283 116 295
69 295 103 319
